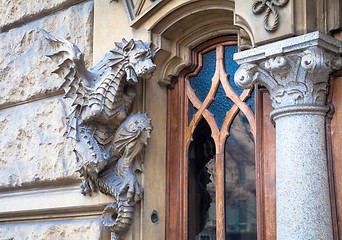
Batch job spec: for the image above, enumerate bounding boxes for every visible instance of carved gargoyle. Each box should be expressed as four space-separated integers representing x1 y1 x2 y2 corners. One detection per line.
41 29 155 239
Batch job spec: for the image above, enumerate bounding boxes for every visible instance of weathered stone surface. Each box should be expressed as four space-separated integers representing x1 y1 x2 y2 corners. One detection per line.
0 1 93 107
0 219 110 240
0 98 78 188
0 0 88 30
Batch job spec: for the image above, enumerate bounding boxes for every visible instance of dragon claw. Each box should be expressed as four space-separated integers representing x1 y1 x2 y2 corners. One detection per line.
80 179 97 196
117 174 143 203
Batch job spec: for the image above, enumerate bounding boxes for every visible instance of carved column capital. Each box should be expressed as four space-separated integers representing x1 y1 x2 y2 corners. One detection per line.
234 31 342 110
234 31 342 239
235 47 342 109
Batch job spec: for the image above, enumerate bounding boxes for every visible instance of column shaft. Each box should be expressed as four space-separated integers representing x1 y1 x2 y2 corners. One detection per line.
273 106 333 239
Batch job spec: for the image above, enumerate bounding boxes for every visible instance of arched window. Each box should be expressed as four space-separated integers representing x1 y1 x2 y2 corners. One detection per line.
166 36 276 240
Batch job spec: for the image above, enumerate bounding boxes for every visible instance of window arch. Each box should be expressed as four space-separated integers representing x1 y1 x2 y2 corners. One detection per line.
166 36 276 240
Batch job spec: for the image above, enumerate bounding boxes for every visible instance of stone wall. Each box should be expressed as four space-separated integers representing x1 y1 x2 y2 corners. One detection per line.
0 219 110 240
0 1 111 239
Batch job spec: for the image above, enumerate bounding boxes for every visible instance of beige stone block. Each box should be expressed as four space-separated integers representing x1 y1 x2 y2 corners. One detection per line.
0 0 88 30
0 219 110 240
0 98 78 188
0 1 93 107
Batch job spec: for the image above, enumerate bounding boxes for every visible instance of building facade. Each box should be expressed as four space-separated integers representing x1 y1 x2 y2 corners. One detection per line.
0 0 342 239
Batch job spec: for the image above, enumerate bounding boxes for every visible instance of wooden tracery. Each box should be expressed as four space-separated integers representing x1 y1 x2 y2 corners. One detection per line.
166 36 276 240
185 38 255 240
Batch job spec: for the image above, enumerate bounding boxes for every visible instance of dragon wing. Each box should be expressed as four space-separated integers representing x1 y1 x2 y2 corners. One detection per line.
41 29 93 108
41 29 97 140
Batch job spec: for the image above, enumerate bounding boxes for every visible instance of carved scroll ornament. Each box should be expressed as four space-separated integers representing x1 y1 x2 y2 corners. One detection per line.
252 0 289 32
235 47 342 109
41 29 156 240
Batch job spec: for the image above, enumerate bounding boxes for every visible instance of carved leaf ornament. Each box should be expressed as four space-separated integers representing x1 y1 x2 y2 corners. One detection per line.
252 0 289 32
41 29 156 240
235 47 342 109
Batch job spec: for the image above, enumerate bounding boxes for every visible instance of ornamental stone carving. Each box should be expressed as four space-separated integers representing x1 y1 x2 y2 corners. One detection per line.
252 0 289 32
41 29 156 240
235 47 342 109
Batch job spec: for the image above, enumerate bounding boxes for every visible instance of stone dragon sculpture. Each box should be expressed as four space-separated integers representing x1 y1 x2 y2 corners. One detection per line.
41 29 155 239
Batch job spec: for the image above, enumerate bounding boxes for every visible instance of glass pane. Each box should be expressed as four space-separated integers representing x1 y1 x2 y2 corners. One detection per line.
224 45 243 97
225 111 256 240
189 49 216 103
189 47 237 130
188 118 216 240
208 84 234 130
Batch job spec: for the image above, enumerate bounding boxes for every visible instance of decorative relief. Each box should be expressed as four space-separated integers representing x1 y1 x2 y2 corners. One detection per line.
235 47 342 109
116 0 163 22
41 29 156 240
252 0 289 32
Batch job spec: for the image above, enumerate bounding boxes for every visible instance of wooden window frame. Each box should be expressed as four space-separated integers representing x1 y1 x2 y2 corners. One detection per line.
166 36 276 240
325 70 342 240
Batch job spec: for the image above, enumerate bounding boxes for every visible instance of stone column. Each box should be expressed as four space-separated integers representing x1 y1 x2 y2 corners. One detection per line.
234 31 342 240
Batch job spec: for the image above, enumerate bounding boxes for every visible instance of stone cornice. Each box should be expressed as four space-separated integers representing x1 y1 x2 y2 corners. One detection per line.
234 31 342 65
234 32 342 109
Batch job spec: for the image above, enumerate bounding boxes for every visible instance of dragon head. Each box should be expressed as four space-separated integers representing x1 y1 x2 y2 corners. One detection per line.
114 39 156 84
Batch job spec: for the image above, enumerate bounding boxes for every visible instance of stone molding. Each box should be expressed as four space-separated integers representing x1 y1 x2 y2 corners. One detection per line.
0 183 113 223
269 104 329 121
234 31 342 65
234 31 342 110
147 0 246 85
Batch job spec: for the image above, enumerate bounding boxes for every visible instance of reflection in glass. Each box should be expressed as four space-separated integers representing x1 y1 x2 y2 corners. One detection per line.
188 118 216 240
225 111 256 240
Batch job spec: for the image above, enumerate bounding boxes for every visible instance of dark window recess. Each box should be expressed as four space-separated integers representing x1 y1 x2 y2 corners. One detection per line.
188 118 216 240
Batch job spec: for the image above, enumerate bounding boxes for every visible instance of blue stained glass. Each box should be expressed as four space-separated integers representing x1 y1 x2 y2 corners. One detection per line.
246 89 255 113
189 49 216 103
188 45 254 130
208 84 234 130
224 46 243 96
